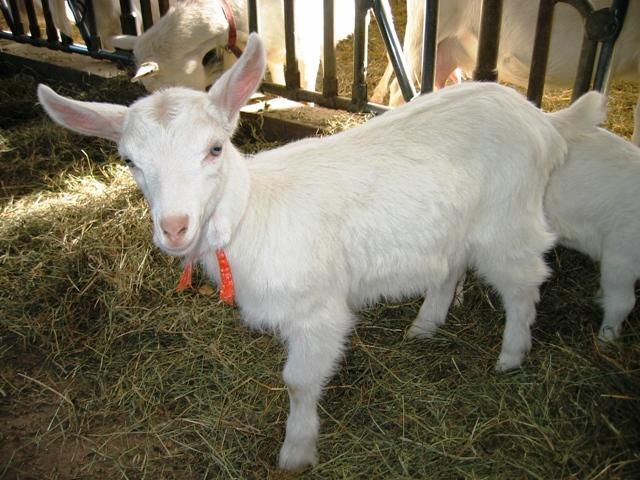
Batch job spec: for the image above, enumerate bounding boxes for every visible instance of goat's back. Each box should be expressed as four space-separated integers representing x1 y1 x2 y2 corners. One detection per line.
545 128 640 262
230 83 565 309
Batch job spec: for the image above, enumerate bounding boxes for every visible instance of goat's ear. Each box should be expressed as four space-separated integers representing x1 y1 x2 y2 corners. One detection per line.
208 32 266 122
110 34 138 51
37 84 128 142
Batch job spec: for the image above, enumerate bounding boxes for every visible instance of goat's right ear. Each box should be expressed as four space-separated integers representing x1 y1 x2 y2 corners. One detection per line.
37 84 128 142
207 32 266 123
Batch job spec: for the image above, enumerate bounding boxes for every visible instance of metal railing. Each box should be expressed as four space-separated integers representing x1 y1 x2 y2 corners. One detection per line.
0 0 630 113
526 0 629 105
418 0 629 105
0 0 155 64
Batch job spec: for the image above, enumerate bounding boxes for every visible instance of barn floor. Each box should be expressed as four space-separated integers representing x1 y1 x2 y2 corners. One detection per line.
1 3 640 478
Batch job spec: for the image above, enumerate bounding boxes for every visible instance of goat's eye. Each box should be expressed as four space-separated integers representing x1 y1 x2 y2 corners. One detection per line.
209 144 223 157
123 157 135 168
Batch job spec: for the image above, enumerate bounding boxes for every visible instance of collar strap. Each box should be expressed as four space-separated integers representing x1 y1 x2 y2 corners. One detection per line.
220 0 243 58
176 250 235 306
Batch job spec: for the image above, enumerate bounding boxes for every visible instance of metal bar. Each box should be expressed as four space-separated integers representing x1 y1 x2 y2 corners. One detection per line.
248 0 259 33
323 0 338 98
84 0 100 51
1 0 15 32
7 0 24 36
159 0 170 16
41 0 60 43
372 0 416 102
420 0 438 94
24 0 41 38
0 30 134 63
592 0 629 91
527 0 556 106
352 0 370 109
140 0 154 31
571 34 598 101
283 0 300 89
472 0 503 81
119 0 138 35
66 0 99 50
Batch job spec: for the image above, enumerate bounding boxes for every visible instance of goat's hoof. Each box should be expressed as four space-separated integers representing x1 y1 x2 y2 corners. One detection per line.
495 351 524 372
407 323 437 339
278 441 317 471
598 325 620 344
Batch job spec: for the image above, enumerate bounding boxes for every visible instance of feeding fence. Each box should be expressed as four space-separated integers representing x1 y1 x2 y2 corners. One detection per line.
0 0 631 113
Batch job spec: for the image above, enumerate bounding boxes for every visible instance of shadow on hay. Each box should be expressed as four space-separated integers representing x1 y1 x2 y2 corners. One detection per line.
0 73 145 202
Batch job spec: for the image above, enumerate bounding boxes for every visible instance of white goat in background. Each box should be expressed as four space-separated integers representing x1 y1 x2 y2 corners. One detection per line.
111 0 355 92
38 34 605 470
544 127 640 341
373 0 639 145
446 125 639 345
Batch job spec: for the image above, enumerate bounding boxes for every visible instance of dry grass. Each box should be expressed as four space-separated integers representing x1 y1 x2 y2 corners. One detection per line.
1 9 640 479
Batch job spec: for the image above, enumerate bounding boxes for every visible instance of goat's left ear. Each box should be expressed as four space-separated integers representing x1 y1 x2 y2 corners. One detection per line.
37 84 128 142
208 32 266 123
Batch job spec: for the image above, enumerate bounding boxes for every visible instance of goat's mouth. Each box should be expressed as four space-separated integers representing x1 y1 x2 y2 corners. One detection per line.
154 232 200 258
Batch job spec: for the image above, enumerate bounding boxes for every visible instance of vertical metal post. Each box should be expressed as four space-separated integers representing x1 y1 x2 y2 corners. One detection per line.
472 0 503 82
41 0 60 43
119 0 138 36
139 0 154 31
68 0 100 51
24 0 41 38
158 0 170 16
571 36 598 101
7 0 24 36
323 0 338 99
283 0 300 89
248 0 259 33
372 0 416 102
352 0 370 109
420 0 438 94
527 0 556 106
592 0 629 92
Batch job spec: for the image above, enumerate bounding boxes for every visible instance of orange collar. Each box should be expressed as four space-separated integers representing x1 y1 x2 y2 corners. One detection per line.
176 249 235 306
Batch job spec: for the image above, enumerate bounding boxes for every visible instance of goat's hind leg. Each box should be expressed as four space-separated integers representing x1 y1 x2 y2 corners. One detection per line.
478 253 550 372
278 303 354 470
408 262 467 339
598 251 637 342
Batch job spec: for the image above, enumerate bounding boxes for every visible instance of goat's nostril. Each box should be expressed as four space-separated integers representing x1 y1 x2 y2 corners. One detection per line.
160 215 190 243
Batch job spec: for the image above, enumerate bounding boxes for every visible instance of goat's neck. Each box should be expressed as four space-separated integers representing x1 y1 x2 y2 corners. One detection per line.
206 147 250 250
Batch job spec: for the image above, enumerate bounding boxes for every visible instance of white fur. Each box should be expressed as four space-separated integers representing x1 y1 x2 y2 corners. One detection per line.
110 0 355 92
545 127 640 342
373 0 640 145
37 34 605 470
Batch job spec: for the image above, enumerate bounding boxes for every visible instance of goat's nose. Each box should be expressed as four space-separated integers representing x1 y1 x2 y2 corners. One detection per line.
160 215 189 245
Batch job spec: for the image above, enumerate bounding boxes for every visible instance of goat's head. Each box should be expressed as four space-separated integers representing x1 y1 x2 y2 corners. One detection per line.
113 0 240 92
38 33 266 257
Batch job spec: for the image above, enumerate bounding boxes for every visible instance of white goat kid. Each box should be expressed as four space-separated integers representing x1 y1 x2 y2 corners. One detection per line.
111 0 355 92
38 34 604 470
544 127 640 342
373 0 640 145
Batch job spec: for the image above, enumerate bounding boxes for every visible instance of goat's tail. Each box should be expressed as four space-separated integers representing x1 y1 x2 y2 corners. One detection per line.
546 91 607 142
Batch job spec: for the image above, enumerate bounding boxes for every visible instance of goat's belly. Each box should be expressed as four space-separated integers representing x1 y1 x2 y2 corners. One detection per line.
347 252 453 308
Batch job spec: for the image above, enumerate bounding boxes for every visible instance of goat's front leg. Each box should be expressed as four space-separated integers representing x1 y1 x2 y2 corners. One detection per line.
278 305 353 470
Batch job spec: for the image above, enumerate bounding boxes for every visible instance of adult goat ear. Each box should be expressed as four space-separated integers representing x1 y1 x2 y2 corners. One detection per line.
37 84 128 142
207 32 266 123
